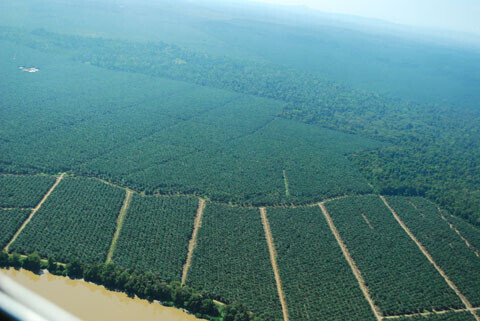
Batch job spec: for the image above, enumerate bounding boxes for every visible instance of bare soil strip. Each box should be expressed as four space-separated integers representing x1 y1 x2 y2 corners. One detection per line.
106 189 133 263
16 253 66 266
319 202 383 321
260 207 290 321
181 198 206 285
384 307 480 319
407 200 425 218
380 196 480 321
303 303 311 320
361 213 375 230
4 173 65 252
437 208 480 258
282 170 290 197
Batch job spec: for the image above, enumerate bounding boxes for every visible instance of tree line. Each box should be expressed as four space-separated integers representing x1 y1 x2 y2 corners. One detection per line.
0 251 264 321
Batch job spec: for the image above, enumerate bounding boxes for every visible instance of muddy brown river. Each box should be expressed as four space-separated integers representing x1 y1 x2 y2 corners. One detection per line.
1 268 205 321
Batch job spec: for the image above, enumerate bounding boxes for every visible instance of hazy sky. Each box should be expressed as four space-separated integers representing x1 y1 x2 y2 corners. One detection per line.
248 0 480 36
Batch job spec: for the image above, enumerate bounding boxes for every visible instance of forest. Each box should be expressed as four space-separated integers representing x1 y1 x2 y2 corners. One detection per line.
1 174 479 320
386 196 480 306
0 26 478 224
267 206 376 321
10 177 125 264
0 175 55 208
0 209 30 248
325 196 462 315
1 2 480 320
187 204 283 321
0 35 382 206
395 312 477 321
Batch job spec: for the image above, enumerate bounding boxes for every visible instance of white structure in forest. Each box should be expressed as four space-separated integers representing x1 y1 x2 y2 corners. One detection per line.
19 66 39 73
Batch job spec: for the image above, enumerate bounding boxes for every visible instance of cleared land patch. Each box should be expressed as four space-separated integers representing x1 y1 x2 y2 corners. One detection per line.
325 196 463 315
112 194 198 281
106 189 133 263
260 207 290 321
10 177 125 263
187 203 282 321
181 198 206 285
268 205 377 321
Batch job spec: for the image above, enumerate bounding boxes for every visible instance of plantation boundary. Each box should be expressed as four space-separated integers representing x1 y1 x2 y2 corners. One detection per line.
4 173 65 251
3 251 478 321
380 196 480 321
3 172 479 320
319 202 383 321
181 198 206 285
106 189 133 263
260 207 290 321
2 172 378 209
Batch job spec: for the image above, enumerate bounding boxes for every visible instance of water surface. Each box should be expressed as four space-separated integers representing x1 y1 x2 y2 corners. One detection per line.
1 268 205 321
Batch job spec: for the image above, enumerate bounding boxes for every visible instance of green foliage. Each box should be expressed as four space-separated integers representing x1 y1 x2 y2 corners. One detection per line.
441 213 480 253
0 23 479 318
221 118 380 204
83 116 378 206
188 203 282 321
66 259 84 279
224 304 256 321
0 175 56 207
10 177 125 263
113 195 198 281
0 38 380 206
0 209 30 248
8 252 22 268
267 206 376 321
0 27 377 207
325 196 462 315
1 26 479 225
0 250 8 267
386 196 480 306
23 252 42 273
47 256 64 275
2 252 253 319
350 144 480 226
395 311 476 321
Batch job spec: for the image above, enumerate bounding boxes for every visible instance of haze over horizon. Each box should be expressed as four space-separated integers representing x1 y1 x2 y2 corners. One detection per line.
246 0 480 37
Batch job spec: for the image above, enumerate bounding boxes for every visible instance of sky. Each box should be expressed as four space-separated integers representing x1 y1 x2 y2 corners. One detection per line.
247 0 480 36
